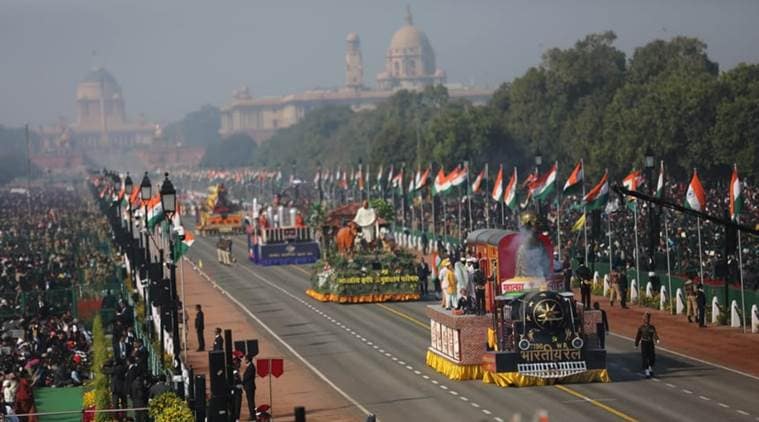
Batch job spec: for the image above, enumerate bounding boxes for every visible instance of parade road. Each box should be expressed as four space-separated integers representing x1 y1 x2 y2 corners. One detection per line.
186 235 759 421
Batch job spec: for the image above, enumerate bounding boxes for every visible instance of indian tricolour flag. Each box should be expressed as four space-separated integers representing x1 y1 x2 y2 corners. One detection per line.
684 169 706 212
563 161 583 193
622 170 644 192
416 167 431 191
391 169 404 192
655 161 665 198
491 165 503 201
530 163 558 202
433 168 450 195
582 171 609 210
471 167 486 193
504 167 518 210
729 165 742 222
448 164 467 188
173 229 195 261
146 195 163 229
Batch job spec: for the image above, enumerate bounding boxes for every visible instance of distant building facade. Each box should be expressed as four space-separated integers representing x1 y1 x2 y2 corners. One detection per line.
219 8 493 143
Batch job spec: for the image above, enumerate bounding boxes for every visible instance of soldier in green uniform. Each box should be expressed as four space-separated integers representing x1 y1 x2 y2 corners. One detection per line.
634 312 660 378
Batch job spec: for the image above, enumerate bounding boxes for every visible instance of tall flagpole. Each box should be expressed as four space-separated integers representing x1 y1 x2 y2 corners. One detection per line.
737 215 746 332
696 217 704 284
664 209 673 313
466 162 473 231
484 163 490 229
634 201 641 292
582 159 588 265
556 189 561 261
430 162 435 240
608 211 613 272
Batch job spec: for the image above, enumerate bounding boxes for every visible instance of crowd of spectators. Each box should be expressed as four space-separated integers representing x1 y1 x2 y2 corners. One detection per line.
0 185 116 420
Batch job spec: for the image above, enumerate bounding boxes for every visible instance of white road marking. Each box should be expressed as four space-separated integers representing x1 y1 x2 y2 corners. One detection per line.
184 259 373 417
422 375 430 380
398 361 406 365
682 389 693 394
406 366 414 370
414 370 421 375
610 332 759 382
460 396 469 401
665 383 676 388
449 391 458 396
494 418 505 422
431 380 439 385
737 410 750 416
699 396 711 401
482 409 492 415
440 385 448 390
471 403 480 408
718 403 729 408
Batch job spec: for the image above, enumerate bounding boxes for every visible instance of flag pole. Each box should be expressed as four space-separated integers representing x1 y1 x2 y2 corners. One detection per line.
457 183 463 239
466 162 473 231
664 209 673 313
430 162 436 240
607 211 612 272
633 200 641 296
180 256 188 362
484 163 490 229
556 187 561 262
500 197 505 228
737 215 746 332
697 216 704 284
582 160 588 265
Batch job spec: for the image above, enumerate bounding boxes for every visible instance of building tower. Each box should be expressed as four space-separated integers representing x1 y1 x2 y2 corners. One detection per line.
345 32 364 90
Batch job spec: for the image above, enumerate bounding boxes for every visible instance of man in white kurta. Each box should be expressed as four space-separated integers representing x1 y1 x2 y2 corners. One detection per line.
352 200 377 244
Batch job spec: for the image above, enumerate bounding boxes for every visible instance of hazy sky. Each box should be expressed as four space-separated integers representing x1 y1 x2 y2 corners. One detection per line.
2 0 758 127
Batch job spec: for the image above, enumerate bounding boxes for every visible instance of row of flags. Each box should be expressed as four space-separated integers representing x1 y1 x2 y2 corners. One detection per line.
307 160 745 223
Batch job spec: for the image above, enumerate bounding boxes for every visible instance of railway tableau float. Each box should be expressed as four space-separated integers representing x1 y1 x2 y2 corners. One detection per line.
426 210 609 387
306 200 419 303
247 198 320 266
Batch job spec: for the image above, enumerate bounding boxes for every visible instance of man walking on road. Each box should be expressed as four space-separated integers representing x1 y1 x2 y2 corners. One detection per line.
195 304 205 351
635 312 660 378
593 302 609 349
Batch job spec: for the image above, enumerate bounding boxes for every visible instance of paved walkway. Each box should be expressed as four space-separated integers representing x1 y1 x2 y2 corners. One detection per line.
585 289 759 378
179 260 364 421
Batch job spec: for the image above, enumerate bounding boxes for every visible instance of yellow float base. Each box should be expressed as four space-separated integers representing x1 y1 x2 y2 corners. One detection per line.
482 369 610 387
306 289 420 303
426 350 484 381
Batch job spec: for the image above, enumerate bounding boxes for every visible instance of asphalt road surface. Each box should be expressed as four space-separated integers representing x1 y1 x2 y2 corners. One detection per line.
186 235 759 421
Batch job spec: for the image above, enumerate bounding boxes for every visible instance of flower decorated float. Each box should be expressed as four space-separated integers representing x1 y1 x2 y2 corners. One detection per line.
306 200 419 303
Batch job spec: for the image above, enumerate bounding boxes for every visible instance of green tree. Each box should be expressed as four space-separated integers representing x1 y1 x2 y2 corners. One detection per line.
200 133 257 168
164 104 221 147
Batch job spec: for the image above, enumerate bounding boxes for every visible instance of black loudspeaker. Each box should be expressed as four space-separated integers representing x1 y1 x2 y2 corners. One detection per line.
208 351 227 397
224 329 234 383
294 406 306 422
246 339 259 357
193 374 206 408
233 340 260 357
208 396 229 422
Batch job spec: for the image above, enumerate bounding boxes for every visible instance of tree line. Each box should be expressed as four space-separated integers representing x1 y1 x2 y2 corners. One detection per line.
219 31 758 186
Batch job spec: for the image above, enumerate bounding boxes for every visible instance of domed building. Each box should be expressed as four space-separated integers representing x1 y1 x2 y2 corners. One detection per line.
219 8 490 143
376 6 446 90
70 67 154 148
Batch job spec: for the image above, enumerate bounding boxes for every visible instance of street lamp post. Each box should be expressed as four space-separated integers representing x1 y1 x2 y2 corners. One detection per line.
124 173 134 276
160 172 182 393
645 147 657 272
139 172 153 343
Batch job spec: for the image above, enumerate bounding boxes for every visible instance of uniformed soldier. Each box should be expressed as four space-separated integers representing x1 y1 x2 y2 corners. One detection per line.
634 312 660 378
684 273 698 323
